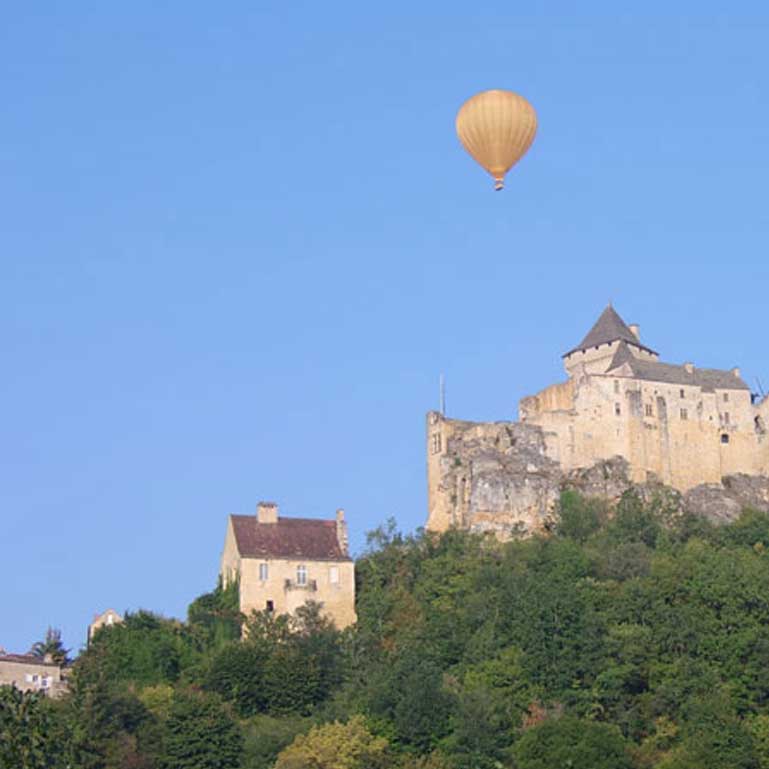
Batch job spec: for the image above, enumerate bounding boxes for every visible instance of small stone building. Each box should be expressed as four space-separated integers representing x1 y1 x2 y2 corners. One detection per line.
87 608 123 646
220 501 356 629
0 652 67 698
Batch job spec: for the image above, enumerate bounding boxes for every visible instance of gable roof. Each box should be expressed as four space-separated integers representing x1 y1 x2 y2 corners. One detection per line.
230 515 350 561
607 341 749 392
564 305 658 358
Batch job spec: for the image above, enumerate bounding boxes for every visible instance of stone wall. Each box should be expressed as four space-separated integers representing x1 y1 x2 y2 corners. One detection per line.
237 557 356 629
518 367 769 492
0 657 66 698
426 411 769 537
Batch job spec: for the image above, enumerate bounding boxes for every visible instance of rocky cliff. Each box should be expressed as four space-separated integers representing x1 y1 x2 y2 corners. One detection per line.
435 419 769 537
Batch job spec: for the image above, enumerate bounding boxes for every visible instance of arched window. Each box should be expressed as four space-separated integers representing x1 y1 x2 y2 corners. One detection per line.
297 564 307 586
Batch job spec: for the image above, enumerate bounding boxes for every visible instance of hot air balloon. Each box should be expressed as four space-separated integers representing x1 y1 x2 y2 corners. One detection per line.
456 89 537 191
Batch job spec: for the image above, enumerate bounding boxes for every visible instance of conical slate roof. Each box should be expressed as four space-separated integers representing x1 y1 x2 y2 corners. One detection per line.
563 305 658 358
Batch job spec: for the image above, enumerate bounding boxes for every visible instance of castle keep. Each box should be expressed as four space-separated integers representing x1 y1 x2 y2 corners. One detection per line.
427 306 769 535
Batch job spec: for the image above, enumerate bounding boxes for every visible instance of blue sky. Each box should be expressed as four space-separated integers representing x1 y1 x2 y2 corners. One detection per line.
3 2 769 654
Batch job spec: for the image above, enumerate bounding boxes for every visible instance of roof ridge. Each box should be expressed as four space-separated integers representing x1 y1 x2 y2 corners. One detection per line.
230 513 335 525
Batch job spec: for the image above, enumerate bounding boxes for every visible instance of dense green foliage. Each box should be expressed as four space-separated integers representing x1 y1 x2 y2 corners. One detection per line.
0 686 61 769
10 491 769 768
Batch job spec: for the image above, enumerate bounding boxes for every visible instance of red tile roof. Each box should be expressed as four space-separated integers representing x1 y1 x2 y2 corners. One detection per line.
0 653 59 667
231 515 350 561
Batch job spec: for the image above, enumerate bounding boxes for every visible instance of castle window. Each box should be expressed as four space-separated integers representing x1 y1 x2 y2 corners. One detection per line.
431 433 442 454
614 380 620 394
615 403 621 416
721 433 730 444
297 564 307 586
724 412 730 425
645 404 653 417
329 566 339 584
680 389 685 398
724 393 729 403
259 563 269 581
680 408 688 420
266 600 274 612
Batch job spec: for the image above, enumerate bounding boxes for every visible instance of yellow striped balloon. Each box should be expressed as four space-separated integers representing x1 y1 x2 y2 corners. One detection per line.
456 89 538 191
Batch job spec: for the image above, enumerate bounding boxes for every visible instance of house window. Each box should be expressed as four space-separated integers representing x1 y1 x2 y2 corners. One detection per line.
680 389 685 398
259 563 269 581
724 393 729 402
615 403 621 416
645 404 653 417
724 412 730 425
329 566 339 584
614 380 620 394
297 565 307 586
266 600 274 612
721 433 730 444
680 408 688 420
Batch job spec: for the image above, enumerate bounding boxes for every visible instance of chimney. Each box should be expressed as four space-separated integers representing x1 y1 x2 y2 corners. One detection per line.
684 362 694 374
257 501 278 524
732 367 741 378
628 324 640 341
336 508 349 556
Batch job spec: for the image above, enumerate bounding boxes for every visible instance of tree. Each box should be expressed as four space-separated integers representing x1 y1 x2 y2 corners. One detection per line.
78 610 198 688
160 688 242 769
30 627 70 666
0 685 60 769
512 715 632 769
204 641 268 716
187 578 242 650
555 490 605 543
274 716 388 769
240 714 312 769
64 667 154 769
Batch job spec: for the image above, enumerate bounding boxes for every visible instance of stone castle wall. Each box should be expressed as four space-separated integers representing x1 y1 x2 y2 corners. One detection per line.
518 367 769 491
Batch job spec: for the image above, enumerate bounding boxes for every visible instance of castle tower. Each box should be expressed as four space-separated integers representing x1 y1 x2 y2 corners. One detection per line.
562 305 659 376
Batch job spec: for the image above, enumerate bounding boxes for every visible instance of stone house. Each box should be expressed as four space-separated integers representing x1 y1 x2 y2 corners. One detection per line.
220 501 356 629
0 652 67 698
87 608 123 646
427 305 769 534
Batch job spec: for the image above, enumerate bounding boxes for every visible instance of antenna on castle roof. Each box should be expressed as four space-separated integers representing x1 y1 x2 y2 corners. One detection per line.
439 373 446 416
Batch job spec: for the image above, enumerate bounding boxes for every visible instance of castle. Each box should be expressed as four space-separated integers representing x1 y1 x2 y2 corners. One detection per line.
427 305 769 535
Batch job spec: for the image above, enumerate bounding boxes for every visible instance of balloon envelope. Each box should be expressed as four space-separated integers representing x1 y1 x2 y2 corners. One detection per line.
456 89 537 190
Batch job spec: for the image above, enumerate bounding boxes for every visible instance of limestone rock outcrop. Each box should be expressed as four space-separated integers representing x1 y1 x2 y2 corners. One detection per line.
428 414 769 537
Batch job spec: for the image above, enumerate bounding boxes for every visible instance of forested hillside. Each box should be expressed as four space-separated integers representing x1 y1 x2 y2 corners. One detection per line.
6 490 769 768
